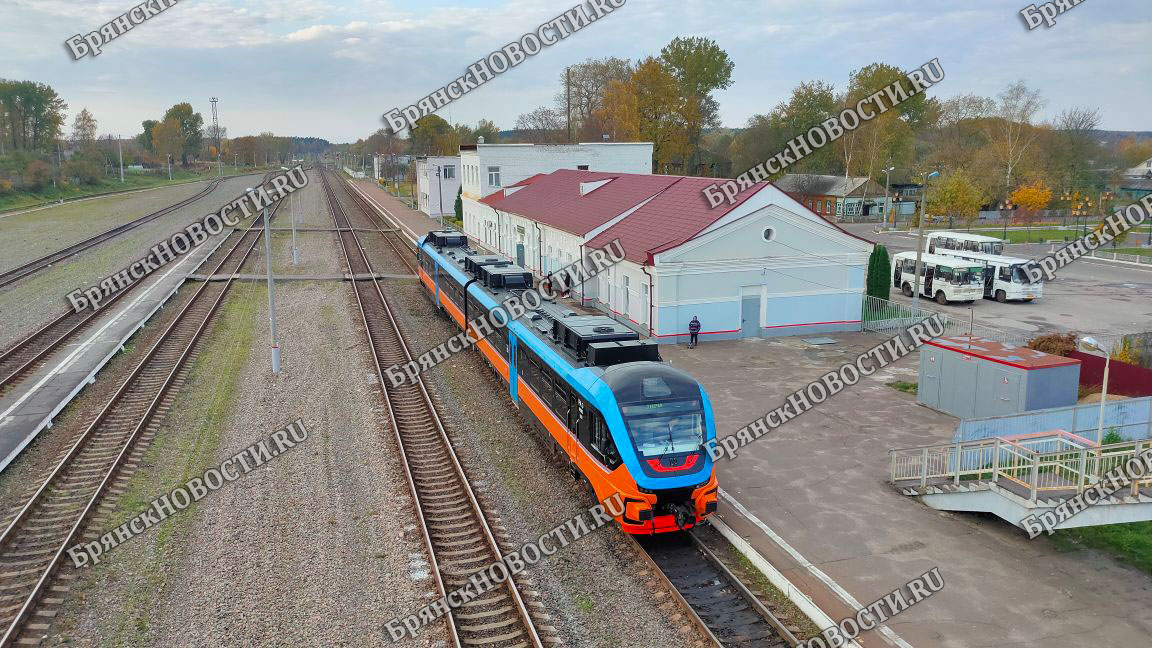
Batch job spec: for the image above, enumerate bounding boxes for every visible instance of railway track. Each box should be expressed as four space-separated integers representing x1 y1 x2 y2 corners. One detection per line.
327 170 791 647
321 170 550 648
0 174 274 396
0 185 283 646
0 177 226 289
638 533 799 648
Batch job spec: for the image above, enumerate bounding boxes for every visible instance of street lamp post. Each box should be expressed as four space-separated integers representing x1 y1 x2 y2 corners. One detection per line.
913 170 941 300
1000 200 1013 241
883 166 895 229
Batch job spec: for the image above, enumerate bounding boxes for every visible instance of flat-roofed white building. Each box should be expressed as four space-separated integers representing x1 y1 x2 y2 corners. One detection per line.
459 142 652 243
416 156 461 218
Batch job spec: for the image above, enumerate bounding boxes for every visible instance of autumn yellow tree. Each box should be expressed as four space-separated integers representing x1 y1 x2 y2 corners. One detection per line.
151 117 184 166
927 172 984 230
596 58 695 173
1009 180 1052 242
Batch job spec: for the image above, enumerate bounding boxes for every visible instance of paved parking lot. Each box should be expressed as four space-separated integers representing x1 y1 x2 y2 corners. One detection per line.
841 224 1152 337
665 333 1152 648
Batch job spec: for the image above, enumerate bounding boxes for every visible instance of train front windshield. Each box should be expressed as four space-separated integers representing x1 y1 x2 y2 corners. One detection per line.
621 400 705 457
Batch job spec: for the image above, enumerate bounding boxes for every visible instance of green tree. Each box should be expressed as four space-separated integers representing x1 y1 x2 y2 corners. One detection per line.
733 81 838 176
866 244 891 300
659 36 734 173
162 102 204 165
70 108 98 146
409 114 455 155
0 79 67 152
137 119 159 152
454 186 463 222
927 172 984 229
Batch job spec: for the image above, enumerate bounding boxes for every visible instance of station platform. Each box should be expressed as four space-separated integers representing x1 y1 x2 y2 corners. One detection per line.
663 334 1152 648
348 179 439 245
0 232 229 473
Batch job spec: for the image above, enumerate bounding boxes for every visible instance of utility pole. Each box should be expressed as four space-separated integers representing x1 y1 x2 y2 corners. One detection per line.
167 154 172 180
435 164 444 229
262 206 281 373
883 166 895 228
210 97 222 178
117 135 124 183
913 170 940 300
566 66 572 144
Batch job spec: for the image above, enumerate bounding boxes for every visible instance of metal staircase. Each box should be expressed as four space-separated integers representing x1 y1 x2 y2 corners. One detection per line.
889 431 1152 531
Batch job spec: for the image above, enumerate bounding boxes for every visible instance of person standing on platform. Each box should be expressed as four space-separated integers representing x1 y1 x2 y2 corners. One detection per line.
688 316 701 348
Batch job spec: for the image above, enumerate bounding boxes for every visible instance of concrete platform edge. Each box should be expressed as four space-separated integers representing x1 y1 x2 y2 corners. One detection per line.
0 234 229 474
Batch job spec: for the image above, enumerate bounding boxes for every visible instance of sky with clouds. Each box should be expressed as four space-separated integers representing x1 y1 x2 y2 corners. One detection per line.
2 0 1148 143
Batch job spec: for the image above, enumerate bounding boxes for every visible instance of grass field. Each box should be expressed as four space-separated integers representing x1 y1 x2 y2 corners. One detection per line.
0 165 275 213
1052 522 1152 576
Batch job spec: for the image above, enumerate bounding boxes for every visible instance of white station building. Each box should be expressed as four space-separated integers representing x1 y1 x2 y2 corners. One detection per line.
474 169 873 342
415 156 461 218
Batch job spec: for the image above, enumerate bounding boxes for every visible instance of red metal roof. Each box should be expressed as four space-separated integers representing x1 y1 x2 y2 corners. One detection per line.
925 336 1082 370
586 176 766 264
478 169 681 236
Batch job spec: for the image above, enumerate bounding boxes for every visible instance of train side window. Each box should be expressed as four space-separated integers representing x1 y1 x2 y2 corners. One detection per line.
529 358 542 392
576 398 592 447
591 414 621 469
539 367 554 406
567 392 579 431
552 379 568 422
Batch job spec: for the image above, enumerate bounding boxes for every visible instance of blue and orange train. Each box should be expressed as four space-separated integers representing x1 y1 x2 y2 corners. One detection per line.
416 231 718 534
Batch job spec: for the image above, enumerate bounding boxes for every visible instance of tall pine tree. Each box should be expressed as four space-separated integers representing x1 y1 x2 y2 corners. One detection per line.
866 244 891 300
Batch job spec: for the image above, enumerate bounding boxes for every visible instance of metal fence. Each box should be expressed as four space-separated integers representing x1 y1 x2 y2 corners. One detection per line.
1088 250 1152 265
890 433 1152 501
861 296 1032 347
954 396 1152 445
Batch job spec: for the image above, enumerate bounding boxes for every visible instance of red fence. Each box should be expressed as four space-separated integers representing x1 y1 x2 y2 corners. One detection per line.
1069 350 1152 397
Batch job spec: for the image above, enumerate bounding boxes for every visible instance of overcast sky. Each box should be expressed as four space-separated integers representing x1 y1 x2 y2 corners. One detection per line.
2 0 1148 143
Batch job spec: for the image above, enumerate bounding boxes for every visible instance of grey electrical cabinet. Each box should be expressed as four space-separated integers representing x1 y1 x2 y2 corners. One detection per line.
917 335 1080 419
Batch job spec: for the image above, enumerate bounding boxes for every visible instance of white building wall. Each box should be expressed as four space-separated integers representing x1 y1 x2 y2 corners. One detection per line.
415 156 461 217
459 143 653 201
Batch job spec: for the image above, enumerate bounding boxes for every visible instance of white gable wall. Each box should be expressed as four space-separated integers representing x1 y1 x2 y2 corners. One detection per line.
650 197 871 342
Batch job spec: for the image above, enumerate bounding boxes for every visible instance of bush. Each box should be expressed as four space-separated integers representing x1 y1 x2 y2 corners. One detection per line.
1027 332 1077 356
0 178 12 194
1101 429 1125 445
25 160 52 190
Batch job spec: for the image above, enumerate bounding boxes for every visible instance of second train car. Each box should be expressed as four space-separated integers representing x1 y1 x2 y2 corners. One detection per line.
416 230 718 534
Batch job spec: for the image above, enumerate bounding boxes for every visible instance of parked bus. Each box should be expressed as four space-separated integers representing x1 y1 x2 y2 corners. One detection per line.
891 251 984 305
925 231 1005 256
930 250 1043 302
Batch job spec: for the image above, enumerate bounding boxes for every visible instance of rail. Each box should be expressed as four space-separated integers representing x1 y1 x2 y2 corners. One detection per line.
637 533 798 647
320 170 544 648
0 177 225 288
0 175 280 646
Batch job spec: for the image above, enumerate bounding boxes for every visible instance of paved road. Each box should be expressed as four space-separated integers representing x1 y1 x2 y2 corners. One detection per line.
841 224 1152 336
